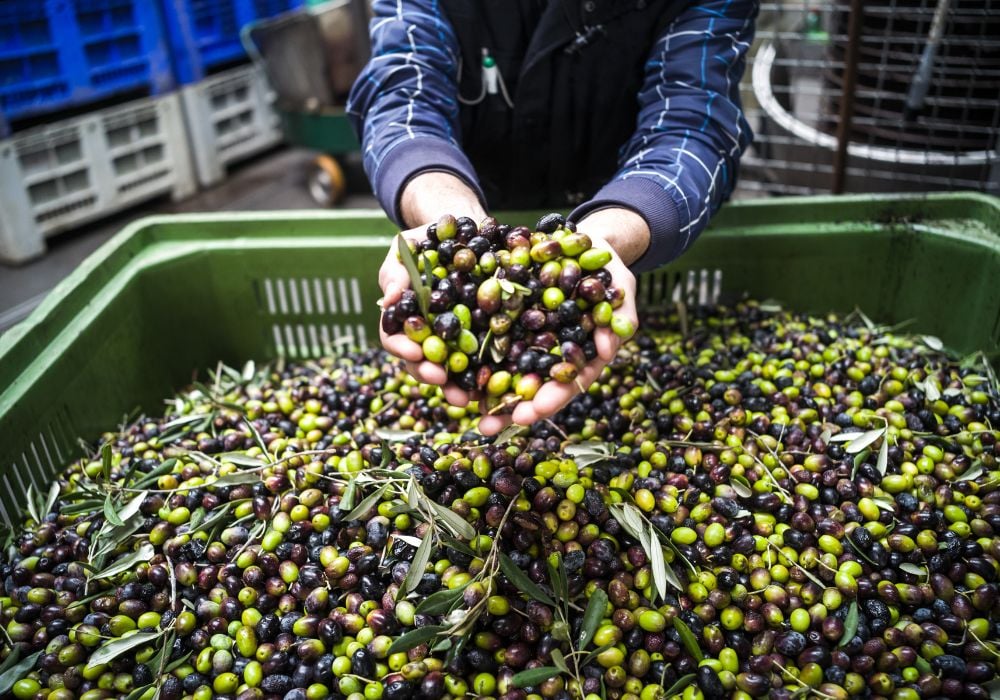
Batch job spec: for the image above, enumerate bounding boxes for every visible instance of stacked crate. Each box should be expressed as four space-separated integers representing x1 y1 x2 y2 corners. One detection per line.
0 0 302 263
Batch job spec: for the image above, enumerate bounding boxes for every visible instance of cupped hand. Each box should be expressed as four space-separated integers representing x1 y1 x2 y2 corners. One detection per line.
477 236 638 435
378 227 473 407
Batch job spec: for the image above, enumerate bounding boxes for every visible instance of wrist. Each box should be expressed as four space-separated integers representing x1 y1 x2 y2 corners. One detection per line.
399 171 488 228
575 207 650 267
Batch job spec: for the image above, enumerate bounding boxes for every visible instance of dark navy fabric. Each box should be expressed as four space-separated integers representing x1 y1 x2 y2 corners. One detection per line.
347 0 758 272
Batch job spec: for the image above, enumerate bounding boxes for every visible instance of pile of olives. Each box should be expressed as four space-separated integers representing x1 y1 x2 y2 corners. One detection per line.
1 299 999 700
380 214 633 414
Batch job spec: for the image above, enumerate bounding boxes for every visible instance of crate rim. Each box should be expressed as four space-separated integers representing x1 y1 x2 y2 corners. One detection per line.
4 191 999 358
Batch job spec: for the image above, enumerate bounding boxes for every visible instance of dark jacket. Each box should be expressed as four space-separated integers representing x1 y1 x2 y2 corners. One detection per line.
348 0 757 272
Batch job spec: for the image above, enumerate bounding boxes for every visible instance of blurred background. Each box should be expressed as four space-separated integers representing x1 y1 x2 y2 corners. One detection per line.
0 0 998 333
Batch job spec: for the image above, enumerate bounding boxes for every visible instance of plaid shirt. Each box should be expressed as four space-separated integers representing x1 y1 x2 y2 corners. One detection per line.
348 0 757 272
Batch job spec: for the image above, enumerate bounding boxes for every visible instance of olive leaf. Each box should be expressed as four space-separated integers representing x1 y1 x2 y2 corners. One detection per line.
86 631 162 669
647 524 669 601
549 648 571 675
899 562 927 578
663 673 697 698
416 584 468 615
91 542 154 581
341 484 389 521
442 539 477 557
563 442 616 469
0 649 43 695
877 439 888 476
124 684 153 700
103 496 124 527
428 501 476 540
610 504 683 593
493 423 528 447
839 601 859 647
872 497 896 512
132 459 178 488
498 553 557 608
396 234 430 318
512 666 560 688
374 429 423 443
545 553 570 606
214 470 264 487
219 453 266 468
430 637 453 653
851 448 871 478
387 625 445 655
916 377 942 403
118 491 148 523
25 484 40 524
244 419 271 456
393 534 423 548
42 481 60 520
920 335 944 351
580 643 614 668
191 503 233 538
578 588 608 650
730 474 752 498
188 507 207 531
672 616 704 661
954 461 984 482
401 535 434 597
101 442 113 481
844 429 884 454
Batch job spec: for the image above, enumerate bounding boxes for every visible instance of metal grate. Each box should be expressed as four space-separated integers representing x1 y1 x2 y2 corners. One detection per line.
736 0 1000 198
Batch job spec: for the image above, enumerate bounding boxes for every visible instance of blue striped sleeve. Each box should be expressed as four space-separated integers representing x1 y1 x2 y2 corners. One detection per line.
570 0 759 273
346 0 485 225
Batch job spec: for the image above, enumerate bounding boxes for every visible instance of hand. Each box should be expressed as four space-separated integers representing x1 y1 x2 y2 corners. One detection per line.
378 227 472 406
477 234 639 435
379 172 488 404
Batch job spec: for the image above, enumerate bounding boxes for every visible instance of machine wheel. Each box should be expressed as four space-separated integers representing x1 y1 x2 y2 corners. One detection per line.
308 155 346 206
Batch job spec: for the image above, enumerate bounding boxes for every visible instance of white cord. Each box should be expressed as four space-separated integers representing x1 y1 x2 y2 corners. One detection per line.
457 48 514 109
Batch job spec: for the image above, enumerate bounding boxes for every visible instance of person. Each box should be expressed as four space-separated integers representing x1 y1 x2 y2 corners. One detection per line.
348 0 757 434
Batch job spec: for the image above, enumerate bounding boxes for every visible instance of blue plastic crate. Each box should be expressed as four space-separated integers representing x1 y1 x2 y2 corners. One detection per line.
0 0 174 130
160 0 305 85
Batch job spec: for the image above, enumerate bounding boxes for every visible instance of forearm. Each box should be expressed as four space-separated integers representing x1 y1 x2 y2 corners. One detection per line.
575 208 650 267
347 0 486 225
399 172 489 229
571 0 756 272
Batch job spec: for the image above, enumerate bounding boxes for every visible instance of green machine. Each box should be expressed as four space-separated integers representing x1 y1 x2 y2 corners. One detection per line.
243 0 369 205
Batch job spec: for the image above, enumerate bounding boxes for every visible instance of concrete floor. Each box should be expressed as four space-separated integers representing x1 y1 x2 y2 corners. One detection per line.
0 147 380 333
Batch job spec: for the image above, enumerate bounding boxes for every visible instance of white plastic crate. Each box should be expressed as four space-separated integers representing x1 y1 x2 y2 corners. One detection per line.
180 65 284 188
0 93 196 264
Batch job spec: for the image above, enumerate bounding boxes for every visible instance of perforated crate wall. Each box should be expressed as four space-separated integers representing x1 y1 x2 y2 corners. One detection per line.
179 64 283 188
0 93 196 264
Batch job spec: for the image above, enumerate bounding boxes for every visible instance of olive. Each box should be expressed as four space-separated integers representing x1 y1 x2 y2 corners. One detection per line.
432 312 461 341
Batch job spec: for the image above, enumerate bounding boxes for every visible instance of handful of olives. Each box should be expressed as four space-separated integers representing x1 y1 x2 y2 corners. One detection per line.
380 213 635 415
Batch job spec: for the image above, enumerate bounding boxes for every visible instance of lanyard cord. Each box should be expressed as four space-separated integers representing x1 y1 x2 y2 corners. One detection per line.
457 48 516 109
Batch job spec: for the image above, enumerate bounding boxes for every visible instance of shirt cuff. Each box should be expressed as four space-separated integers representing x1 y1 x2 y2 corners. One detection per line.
374 136 486 226
568 177 687 274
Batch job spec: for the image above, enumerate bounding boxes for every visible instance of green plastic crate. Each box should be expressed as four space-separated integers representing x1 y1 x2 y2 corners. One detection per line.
1 193 999 527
